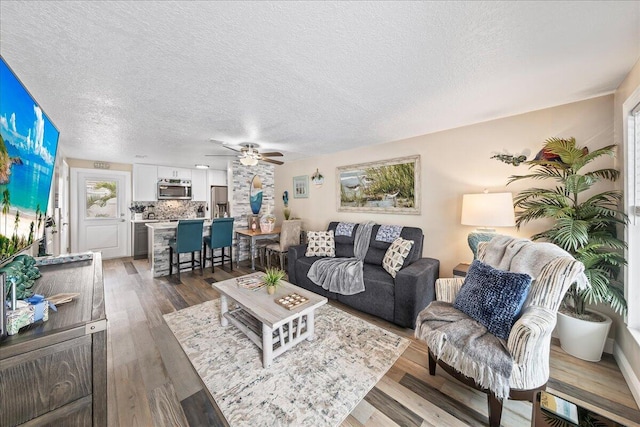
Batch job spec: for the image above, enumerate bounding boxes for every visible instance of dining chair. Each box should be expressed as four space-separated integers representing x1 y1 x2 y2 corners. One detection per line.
265 220 302 270
169 219 205 279
203 217 234 272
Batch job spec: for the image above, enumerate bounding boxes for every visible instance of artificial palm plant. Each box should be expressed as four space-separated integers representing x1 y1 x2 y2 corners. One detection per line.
507 137 627 319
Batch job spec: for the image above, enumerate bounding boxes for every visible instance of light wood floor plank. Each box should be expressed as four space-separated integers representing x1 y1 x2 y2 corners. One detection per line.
148 383 190 427
376 375 469 427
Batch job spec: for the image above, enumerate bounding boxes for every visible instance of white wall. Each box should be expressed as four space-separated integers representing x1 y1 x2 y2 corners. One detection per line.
275 95 615 279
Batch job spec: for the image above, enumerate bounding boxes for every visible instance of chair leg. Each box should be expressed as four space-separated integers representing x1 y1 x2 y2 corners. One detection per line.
428 351 437 375
169 247 173 276
279 252 284 270
230 245 233 271
222 247 225 270
211 246 215 273
191 252 195 271
487 393 503 427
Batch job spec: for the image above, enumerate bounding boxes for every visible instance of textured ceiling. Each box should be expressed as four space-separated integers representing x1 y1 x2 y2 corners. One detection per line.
1 1 639 170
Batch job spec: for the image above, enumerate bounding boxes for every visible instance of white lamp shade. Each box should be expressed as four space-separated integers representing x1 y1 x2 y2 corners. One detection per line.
461 192 515 227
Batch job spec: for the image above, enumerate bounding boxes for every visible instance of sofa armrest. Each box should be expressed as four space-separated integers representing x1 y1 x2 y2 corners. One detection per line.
507 306 556 365
435 278 465 303
287 244 307 284
394 257 439 329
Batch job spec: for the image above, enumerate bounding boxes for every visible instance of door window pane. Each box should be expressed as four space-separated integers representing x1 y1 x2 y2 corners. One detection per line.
85 179 118 219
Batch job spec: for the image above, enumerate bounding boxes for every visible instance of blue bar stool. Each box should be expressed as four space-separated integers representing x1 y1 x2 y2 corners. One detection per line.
169 219 204 279
203 217 234 272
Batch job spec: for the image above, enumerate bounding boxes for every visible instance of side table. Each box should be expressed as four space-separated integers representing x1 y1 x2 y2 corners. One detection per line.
531 391 623 427
453 263 470 278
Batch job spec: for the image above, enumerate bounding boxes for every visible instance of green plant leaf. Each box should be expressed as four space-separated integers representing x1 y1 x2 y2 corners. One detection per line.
508 138 628 317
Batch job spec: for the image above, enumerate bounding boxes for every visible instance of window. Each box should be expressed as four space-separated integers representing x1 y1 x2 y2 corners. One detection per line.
624 90 640 335
85 179 118 219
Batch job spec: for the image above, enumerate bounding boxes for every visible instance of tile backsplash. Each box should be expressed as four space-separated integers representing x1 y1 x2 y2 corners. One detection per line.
132 200 208 220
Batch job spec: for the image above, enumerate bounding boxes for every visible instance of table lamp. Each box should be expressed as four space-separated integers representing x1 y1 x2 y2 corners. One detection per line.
461 192 515 259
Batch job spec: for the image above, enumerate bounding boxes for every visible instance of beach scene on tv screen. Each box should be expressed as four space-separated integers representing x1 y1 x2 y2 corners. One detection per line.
0 58 59 260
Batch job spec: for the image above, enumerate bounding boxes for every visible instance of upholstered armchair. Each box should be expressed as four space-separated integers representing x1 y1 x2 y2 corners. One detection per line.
415 236 586 427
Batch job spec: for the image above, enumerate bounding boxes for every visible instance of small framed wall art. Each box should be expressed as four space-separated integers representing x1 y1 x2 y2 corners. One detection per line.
293 175 309 198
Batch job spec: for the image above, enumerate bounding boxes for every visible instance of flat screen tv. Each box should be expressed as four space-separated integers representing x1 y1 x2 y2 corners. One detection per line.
0 56 60 263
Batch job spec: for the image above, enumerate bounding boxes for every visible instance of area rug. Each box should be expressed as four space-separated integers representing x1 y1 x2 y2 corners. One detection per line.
163 299 409 427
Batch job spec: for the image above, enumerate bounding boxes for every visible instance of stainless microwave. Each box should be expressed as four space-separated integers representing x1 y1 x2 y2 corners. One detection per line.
157 179 192 200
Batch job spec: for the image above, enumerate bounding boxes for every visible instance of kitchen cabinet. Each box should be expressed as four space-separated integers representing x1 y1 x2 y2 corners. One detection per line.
133 164 158 201
157 166 192 180
208 169 227 186
0 254 106 426
192 169 207 201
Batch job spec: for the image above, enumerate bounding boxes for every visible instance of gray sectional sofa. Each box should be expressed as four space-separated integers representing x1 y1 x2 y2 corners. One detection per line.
287 221 439 328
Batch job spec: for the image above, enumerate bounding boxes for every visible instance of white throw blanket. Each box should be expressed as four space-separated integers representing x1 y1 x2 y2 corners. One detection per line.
307 222 374 295
482 235 589 289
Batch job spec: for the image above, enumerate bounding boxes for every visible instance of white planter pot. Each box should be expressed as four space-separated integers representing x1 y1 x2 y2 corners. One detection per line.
557 310 612 362
134 213 143 221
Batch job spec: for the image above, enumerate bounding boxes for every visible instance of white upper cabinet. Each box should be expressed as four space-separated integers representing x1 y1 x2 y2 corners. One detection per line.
157 166 192 180
208 169 227 186
191 169 207 201
133 164 158 201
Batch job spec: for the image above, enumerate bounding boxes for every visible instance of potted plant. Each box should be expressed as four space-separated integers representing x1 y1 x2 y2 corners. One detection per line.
129 204 146 220
507 137 627 361
263 267 285 295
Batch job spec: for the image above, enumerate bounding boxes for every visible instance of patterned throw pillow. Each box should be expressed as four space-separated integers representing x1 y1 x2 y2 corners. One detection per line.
453 259 532 340
305 230 336 257
382 237 414 278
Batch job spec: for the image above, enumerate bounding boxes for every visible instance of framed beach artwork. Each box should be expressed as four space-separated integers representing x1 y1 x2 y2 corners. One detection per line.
293 175 309 198
337 155 420 214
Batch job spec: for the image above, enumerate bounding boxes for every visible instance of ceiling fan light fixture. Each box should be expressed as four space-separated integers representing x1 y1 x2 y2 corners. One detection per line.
240 156 259 166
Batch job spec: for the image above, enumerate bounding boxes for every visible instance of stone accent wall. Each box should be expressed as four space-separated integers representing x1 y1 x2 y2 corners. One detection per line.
230 160 275 261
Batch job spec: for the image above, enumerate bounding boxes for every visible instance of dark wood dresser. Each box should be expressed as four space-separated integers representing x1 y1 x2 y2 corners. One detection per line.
0 253 106 426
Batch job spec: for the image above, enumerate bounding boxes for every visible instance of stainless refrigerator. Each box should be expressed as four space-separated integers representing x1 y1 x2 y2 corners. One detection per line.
211 186 229 218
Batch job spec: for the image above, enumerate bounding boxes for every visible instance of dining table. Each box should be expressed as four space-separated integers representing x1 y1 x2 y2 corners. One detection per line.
235 227 281 270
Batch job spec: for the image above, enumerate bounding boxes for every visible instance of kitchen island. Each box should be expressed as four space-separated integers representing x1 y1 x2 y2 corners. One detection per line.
146 220 212 277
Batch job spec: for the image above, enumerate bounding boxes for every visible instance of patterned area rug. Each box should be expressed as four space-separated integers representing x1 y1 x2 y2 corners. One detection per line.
164 299 409 427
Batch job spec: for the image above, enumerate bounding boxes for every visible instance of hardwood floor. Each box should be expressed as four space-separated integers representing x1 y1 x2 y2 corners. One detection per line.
104 257 640 426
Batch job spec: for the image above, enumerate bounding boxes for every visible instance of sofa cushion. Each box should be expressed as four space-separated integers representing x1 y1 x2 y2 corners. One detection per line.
337 264 395 323
305 230 336 257
453 259 532 340
382 237 414 278
364 225 423 266
328 222 358 258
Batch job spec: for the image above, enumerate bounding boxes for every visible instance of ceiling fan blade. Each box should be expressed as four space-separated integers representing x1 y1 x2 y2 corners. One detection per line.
204 154 237 157
261 158 284 165
222 144 243 153
259 152 284 157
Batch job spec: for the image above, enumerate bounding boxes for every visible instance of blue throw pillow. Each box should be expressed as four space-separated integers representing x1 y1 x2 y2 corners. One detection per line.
453 259 532 340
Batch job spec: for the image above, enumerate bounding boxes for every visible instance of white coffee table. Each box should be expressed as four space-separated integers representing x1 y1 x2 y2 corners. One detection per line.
212 273 328 367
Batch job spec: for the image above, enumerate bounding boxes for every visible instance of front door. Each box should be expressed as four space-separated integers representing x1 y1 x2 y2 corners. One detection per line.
70 168 130 259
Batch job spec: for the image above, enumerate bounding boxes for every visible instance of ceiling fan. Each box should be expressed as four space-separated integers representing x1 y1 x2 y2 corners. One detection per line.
205 142 284 166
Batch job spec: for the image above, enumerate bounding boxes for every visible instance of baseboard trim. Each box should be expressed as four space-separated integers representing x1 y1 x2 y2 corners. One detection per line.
613 342 640 408
604 337 614 354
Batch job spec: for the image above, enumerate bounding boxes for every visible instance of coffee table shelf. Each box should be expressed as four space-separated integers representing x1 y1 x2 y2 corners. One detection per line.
224 307 308 351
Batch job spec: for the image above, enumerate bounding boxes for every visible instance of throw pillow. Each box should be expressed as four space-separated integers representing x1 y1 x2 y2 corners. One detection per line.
382 237 414 278
453 259 532 340
305 230 336 257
